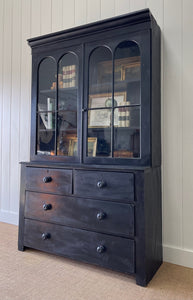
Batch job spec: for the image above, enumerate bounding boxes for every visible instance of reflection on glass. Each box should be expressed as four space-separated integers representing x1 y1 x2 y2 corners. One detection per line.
57 53 78 156
87 47 112 158
114 41 141 105
38 57 56 111
37 113 56 155
88 47 112 108
88 109 111 157
37 57 56 155
113 107 140 158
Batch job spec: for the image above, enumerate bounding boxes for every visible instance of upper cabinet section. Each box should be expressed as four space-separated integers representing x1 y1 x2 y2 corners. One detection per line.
29 9 160 167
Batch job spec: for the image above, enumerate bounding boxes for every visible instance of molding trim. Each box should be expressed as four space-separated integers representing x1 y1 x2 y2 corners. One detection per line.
0 210 18 225
163 244 193 269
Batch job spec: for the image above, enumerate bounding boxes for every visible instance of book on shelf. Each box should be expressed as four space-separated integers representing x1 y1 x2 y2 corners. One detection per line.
118 102 130 127
62 65 76 88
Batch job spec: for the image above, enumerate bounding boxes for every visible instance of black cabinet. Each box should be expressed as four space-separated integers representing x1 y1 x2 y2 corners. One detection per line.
18 9 162 286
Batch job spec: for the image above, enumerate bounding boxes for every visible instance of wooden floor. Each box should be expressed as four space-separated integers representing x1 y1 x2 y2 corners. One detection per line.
1 221 193 300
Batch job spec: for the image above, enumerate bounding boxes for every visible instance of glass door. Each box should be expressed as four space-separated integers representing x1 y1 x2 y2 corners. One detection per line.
85 40 141 162
35 51 79 161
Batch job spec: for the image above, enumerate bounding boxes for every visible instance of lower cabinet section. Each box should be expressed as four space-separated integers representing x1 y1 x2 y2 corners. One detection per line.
18 164 162 287
24 219 135 274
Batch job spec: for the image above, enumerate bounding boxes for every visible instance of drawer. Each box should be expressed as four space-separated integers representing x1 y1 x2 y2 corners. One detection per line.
26 167 72 195
25 192 135 237
24 219 135 274
74 170 134 202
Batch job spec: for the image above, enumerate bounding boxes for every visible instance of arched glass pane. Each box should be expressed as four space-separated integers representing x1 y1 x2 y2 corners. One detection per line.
87 47 112 157
57 53 78 156
113 41 141 158
37 57 56 155
88 47 112 108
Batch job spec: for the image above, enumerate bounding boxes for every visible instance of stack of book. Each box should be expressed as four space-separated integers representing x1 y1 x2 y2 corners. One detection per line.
62 65 76 88
118 104 130 127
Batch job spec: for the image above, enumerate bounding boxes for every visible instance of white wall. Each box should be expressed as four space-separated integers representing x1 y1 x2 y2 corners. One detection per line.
0 0 193 269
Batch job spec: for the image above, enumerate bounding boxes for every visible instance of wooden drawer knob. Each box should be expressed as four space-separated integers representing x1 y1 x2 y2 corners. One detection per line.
97 245 106 253
43 176 52 183
43 204 52 211
41 233 51 240
97 180 106 188
96 211 106 220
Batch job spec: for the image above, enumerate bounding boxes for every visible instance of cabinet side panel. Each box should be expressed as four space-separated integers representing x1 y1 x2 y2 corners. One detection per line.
135 171 146 286
144 167 162 282
151 24 161 167
18 164 26 251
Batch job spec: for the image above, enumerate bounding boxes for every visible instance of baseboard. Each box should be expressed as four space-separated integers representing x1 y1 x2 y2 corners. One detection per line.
163 244 193 269
0 210 18 225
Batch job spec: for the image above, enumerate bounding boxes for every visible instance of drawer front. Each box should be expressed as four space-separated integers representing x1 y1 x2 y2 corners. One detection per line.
26 167 72 195
74 170 134 202
24 219 135 274
25 192 135 237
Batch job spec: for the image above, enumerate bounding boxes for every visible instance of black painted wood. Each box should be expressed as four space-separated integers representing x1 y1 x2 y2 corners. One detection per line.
24 219 135 274
25 192 135 237
18 9 162 287
74 170 134 202
134 168 162 286
26 167 72 195
18 164 26 251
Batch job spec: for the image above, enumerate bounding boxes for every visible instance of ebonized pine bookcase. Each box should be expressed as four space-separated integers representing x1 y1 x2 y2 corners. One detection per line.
18 9 162 286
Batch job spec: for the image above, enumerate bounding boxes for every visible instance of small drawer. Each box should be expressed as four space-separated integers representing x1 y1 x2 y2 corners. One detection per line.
25 192 135 237
74 170 134 202
26 167 72 195
24 219 135 274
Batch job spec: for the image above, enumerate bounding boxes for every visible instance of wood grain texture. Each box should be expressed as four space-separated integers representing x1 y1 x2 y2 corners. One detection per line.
26 167 72 195
25 191 135 237
74 170 134 202
24 219 135 274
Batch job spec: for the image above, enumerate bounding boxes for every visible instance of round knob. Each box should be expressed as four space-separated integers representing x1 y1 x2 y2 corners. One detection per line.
97 245 106 253
43 203 52 211
96 211 106 220
97 180 106 188
43 176 52 183
41 233 51 240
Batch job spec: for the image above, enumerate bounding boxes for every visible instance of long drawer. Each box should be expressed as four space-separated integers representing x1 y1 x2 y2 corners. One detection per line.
26 167 72 195
74 170 134 202
25 192 135 237
24 219 135 274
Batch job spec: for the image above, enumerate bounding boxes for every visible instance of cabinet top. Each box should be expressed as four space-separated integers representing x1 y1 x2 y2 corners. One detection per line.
28 9 158 49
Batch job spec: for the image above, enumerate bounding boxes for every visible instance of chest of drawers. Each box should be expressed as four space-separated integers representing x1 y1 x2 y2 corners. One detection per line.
18 163 162 286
